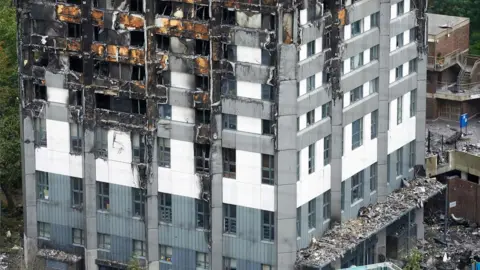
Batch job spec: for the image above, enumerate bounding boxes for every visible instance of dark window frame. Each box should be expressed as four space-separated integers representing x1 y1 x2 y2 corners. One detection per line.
308 143 315 174
223 204 237 234
158 138 171 168
223 148 236 178
323 190 331 220
196 199 210 230
352 118 363 149
71 177 83 208
37 171 49 200
262 210 275 241
261 154 275 185
370 163 378 192
159 192 172 224
97 182 109 211
323 135 331 166
351 171 364 203
308 199 316 229
70 123 82 153
132 188 145 218
35 117 47 147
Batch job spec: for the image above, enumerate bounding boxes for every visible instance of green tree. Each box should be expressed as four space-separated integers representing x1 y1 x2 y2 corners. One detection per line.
404 249 423 270
0 0 20 210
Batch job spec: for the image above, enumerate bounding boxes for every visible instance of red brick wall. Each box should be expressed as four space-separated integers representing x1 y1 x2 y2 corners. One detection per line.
448 177 479 223
430 23 470 57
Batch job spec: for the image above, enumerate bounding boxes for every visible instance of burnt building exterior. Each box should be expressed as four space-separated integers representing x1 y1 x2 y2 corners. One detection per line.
16 0 427 269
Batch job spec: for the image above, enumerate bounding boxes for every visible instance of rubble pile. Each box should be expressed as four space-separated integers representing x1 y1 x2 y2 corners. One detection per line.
426 119 480 158
296 178 445 267
37 249 82 263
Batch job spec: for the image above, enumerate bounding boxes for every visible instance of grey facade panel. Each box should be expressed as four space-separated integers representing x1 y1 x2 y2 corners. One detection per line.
389 73 418 102
296 192 331 249
389 43 417 70
343 93 379 126
238 259 262 269
343 29 380 60
222 206 275 265
222 98 272 120
297 87 330 117
341 62 379 94
347 0 380 23
96 184 145 241
157 120 195 142
232 29 262 48
297 53 325 81
97 234 132 263
46 103 69 122
171 247 196 270
300 24 324 45
169 87 193 108
390 11 416 37
36 172 84 229
222 130 275 155
235 62 272 84
297 118 332 150
158 195 209 253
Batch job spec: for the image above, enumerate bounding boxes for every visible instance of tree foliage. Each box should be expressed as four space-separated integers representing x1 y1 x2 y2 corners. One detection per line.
403 249 423 270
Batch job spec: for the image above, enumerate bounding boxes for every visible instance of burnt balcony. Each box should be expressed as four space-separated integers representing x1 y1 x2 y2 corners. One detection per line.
434 81 480 101
427 49 468 71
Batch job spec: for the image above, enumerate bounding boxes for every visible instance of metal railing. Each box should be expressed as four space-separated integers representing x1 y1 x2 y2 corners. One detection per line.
427 49 469 70
435 81 480 97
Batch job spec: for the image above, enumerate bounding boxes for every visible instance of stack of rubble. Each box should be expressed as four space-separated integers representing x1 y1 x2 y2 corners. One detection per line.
296 177 445 268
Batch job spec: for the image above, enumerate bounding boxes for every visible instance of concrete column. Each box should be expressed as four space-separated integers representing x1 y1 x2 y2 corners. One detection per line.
416 58 427 167
461 171 468 180
415 207 425 241
83 129 98 270
331 101 343 222
375 228 387 263
22 116 38 268
211 113 223 269
147 135 159 269
377 0 392 201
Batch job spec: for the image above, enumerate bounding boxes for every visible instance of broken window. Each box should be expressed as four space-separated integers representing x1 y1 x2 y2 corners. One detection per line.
222 8 235 25
158 104 172 120
157 137 171 168
69 90 82 106
322 102 331 119
94 61 109 77
69 55 83 73
156 1 172 16
156 71 170 86
97 182 110 211
223 44 236 61
371 110 378 139
196 110 210 124
159 192 172 224
223 203 237 234
70 123 82 153
130 31 145 47
93 26 100 42
95 94 111 110
262 154 274 185
261 84 274 101
195 144 210 173
262 210 274 241
370 163 378 192
396 148 403 176
221 75 236 96
38 222 51 239
36 171 49 200
262 13 276 30
71 177 83 208
223 148 236 179
308 143 315 174
352 118 363 149
133 240 146 257
350 85 363 104
131 65 145 81
324 135 331 166
95 127 108 158
195 5 209 20
132 188 145 217
195 75 209 91
67 23 81 38
98 233 111 250
35 118 47 147
172 2 194 19
223 114 237 130
261 49 275 66
132 99 147 115
132 133 145 163
130 0 143 13
195 39 210 56
351 170 364 203
323 190 331 220
262 119 273 135
308 199 316 229
72 228 84 246
196 199 210 229
397 96 403 125
156 35 170 51
33 51 48 67
93 0 105 8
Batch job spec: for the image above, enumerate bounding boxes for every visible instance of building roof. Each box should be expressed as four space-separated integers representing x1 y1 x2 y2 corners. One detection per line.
295 177 445 268
427 13 469 37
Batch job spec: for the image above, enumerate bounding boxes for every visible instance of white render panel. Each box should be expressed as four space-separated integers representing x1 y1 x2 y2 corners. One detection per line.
314 107 322 123
108 160 140 188
363 81 370 98
35 148 83 178
405 0 410 13
342 113 378 180
236 12 261 29
299 78 307 96
300 9 308 26
389 68 396 83
315 37 323 53
237 46 262 64
46 120 70 154
404 30 410 45
315 72 323 88
364 15 371 32
237 115 262 134
343 92 351 108
391 3 397 20
299 114 307 131
299 43 308 62
343 59 351 75
47 87 69 104
390 36 396 52
388 92 416 154
364 48 371 65
403 63 409 77
108 130 132 163
344 24 352 40
171 140 194 175
237 81 262 100
170 71 195 89
172 106 195 124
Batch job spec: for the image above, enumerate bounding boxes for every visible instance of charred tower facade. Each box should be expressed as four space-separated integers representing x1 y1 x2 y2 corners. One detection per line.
17 0 427 269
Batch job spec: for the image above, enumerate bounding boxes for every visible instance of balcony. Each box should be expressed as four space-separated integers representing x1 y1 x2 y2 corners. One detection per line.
434 81 480 101
427 49 468 71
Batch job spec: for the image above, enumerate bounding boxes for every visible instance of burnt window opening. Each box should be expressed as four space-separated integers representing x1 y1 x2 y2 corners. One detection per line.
156 1 172 16
95 94 146 115
131 99 147 115
66 0 82 5
195 40 210 56
95 94 111 110
156 72 170 86
69 90 82 106
94 61 109 77
131 66 145 81
194 144 210 173
262 14 276 31
195 75 209 91
130 31 145 47
222 8 235 25
93 0 103 8
223 148 236 179
195 5 209 20
223 44 236 61
221 75 236 96
67 23 81 38
129 0 143 13
33 51 49 67
69 56 83 73
70 123 82 153
262 119 274 135
93 27 100 41
196 109 210 124
261 84 274 101
156 35 170 51
131 133 145 163
261 49 275 66
34 84 47 100
172 3 194 19
323 31 331 48
95 127 108 158
158 104 172 120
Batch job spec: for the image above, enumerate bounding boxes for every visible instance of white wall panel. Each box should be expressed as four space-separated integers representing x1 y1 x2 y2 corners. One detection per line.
405 0 410 12
299 78 307 96
404 30 410 45
35 148 83 178
315 37 323 53
237 116 262 134
391 4 397 20
389 68 396 83
172 106 195 123
390 36 396 52
299 44 307 62
403 63 409 77
315 72 323 88
300 9 308 26
388 92 416 154
108 130 132 163
344 24 352 40
344 92 351 108
364 48 370 65
299 114 307 130
46 120 70 153
237 81 262 100
170 72 195 89
47 87 69 104
343 59 351 75
237 46 262 64
364 15 371 32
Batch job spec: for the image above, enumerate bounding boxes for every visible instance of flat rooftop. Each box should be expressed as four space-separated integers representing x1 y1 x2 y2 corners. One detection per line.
427 13 469 37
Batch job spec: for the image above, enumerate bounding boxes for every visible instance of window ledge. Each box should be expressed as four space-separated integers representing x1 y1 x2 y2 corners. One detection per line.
72 243 84 247
38 237 50 241
323 219 331 224
159 221 173 226
261 240 274 244
160 260 172 264
195 228 211 232
37 199 50 203
223 233 237 238
370 190 377 196
132 216 143 221
98 249 110 252
351 198 363 207
308 228 316 234
97 210 110 214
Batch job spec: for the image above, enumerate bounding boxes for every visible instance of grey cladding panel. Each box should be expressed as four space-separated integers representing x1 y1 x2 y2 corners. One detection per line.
169 87 192 108
389 74 418 102
297 118 332 150
343 29 380 60
390 11 416 37
343 94 379 126
235 62 272 84
347 0 380 23
97 234 132 263
297 52 325 81
297 87 331 117
389 43 417 70
222 130 274 155
300 23 324 45
296 192 331 249
222 98 272 120
341 62 379 93
157 121 195 142
46 103 69 122
341 165 378 222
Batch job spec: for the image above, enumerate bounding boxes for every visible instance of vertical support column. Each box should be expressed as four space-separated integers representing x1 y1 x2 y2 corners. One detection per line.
83 130 98 270
375 228 387 263
330 102 343 222
210 112 223 269
415 207 425 241
22 116 38 268
377 0 392 201
416 57 427 167
146 134 159 269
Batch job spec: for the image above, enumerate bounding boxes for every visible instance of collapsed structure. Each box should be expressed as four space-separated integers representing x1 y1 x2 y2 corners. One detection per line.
16 0 427 269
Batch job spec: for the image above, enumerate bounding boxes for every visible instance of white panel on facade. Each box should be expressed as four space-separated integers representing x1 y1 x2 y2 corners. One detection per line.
170 72 195 89
171 140 194 175
390 36 396 52
46 119 70 153
237 116 262 134
315 72 323 88
237 81 262 100
299 78 307 97
171 171 201 199
389 99 397 130
364 48 370 65
343 92 351 108
299 114 307 131
300 9 308 26
405 0 410 13
35 148 83 178
260 184 275 212
172 106 195 123
223 178 261 209
389 68 396 83
109 160 139 188
344 24 352 40
315 37 323 53
364 15 371 32
388 92 416 154
236 11 261 29
236 150 261 185
299 44 307 62
363 81 370 98
314 107 322 123
108 130 132 163
391 4 397 20
47 87 69 104
343 59 351 75
404 30 410 45
403 61 409 76
237 46 262 64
